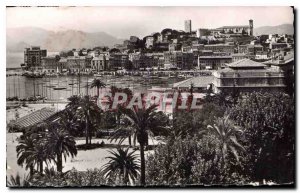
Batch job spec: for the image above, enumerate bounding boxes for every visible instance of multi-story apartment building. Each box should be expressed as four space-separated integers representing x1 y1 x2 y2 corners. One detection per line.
169 43 182 51
164 51 193 70
232 53 255 62
198 55 232 70
130 53 153 70
66 56 87 72
212 59 286 93
238 45 248 54
269 43 288 50
23 46 47 70
109 53 129 70
248 44 264 55
41 56 58 73
91 54 108 71
204 44 235 54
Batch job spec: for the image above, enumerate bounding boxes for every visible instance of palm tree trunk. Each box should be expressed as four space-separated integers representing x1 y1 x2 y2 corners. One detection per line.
140 143 146 186
128 135 132 147
57 153 62 173
133 135 137 147
124 170 129 185
97 88 100 98
39 161 43 174
85 113 89 145
29 165 34 176
89 130 92 144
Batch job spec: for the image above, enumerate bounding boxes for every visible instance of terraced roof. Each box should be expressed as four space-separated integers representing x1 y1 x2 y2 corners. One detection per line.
13 107 56 128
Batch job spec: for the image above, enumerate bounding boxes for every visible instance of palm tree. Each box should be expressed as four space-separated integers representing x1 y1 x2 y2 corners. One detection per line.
116 104 167 186
101 148 140 185
67 95 102 145
59 109 80 137
77 96 102 145
206 115 245 165
16 134 35 176
45 125 77 173
16 131 49 175
7 173 31 187
66 95 81 110
90 78 106 98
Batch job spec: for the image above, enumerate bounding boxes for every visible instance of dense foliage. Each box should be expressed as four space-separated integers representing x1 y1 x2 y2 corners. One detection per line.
9 91 295 187
229 92 295 183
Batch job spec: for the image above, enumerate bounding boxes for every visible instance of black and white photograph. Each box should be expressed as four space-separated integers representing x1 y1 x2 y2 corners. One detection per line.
5 5 295 188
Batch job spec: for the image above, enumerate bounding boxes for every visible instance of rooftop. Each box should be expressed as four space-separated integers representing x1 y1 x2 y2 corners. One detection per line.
204 44 234 47
199 55 232 59
173 76 214 88
226 59 267 68
217 25 250 29
13 107 56 128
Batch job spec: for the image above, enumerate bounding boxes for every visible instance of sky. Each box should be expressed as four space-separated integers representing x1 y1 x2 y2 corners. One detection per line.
6 6 294 39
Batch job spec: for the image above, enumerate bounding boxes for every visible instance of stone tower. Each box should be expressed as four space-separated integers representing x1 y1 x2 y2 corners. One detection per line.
249 19 254 36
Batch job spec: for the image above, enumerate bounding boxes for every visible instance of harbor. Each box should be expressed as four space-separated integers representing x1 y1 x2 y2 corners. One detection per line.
6 69 213 102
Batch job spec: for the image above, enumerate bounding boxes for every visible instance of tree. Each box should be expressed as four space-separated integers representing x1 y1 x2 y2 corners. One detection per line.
90 78 106 99
67 95 102 145
16 134 36 176
55 55 61 62
172 103 225 139
109 48 121 54
66 95 81 110
146 135 247 185
7 173 31 187
117 104 167 186
101 148 140 185
16 130 50 175
45 125 77 173
229 92 295 183
58 109 81 137
77 96 102 145
206 115 245 165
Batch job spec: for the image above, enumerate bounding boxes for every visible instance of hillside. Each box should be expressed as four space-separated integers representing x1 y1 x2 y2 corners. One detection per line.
254 24 294 36
6 27 124 52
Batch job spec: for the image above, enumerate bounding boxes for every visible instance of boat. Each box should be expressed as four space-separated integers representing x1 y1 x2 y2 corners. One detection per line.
94 73 102 77
178 74 185 79
52 67 66 90
53 87 67 90
159 76 169 80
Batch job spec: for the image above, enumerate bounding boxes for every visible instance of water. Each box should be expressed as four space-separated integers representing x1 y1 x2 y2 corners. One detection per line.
6 73 183 101
6 51 59 68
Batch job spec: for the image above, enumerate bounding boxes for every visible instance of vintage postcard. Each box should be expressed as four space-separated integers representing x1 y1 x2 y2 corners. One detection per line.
6 6 295 187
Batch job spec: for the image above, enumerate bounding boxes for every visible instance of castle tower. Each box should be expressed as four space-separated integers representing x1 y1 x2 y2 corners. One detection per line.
184 20 192 33
249 19 253 36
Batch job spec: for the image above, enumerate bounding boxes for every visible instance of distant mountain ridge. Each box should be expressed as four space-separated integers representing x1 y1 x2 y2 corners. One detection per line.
254 24 294 36
7 27 124 52
7 24 294 52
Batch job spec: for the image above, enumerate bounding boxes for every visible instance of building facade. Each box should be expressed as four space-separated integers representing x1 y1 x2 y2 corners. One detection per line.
164 51 193 70
91 54 108 71
204 44 235 54
24 47 47 70
41 56 58 73
198 55 232 70
212 59 286 93
109 53 129 70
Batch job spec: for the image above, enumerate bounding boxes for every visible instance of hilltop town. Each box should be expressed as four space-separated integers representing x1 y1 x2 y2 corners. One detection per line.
20 19 294 94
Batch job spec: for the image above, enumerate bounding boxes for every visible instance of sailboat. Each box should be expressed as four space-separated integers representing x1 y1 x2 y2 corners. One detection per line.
53 67 67 90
